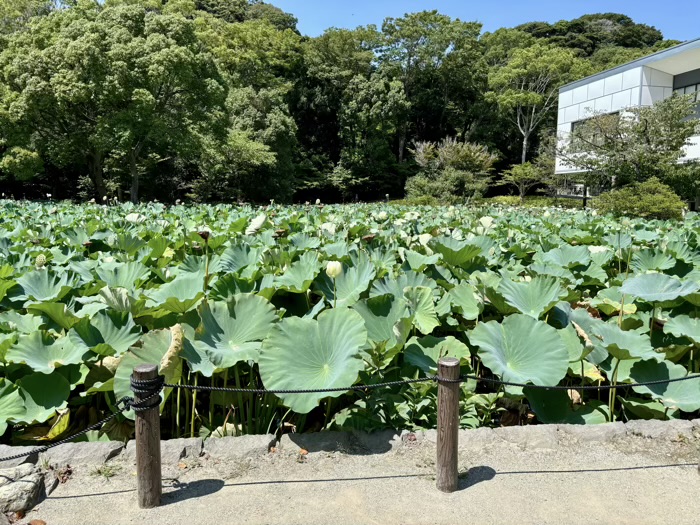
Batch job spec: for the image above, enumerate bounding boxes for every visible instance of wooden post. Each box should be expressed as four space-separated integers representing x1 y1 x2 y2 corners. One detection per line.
436 357 460 493
133 364 162 508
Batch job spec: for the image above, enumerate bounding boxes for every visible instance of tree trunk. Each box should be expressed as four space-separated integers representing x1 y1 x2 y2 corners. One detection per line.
129 150 139 204
521 133 529 164
88 152 106 201
398 123 407 163
695 191 700 212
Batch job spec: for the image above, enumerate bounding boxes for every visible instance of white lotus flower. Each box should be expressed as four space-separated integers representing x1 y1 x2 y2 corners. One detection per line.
315 198 321 205
325 261 342 279
376 211 388 221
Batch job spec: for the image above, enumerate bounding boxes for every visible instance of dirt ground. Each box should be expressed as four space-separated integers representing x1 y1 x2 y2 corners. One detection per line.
24 426 700 525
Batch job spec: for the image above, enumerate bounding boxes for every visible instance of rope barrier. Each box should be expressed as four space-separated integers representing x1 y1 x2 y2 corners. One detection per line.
2 371 699 464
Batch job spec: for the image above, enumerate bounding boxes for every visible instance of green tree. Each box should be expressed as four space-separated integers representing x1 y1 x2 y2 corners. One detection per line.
0 2 227 201
378 11 485 161
487 43 591 163
499 162 546 203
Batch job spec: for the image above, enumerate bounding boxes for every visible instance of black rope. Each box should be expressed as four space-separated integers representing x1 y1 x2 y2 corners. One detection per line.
3 371 699 464
457 374 700 391
0 397 134 464
155 376 439 395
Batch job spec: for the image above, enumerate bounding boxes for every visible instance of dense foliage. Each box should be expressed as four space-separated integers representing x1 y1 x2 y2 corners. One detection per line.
1 200 699 443
0 2 677 202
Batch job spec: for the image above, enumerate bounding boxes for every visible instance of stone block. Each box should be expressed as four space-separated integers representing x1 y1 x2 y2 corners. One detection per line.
493 425 559 450
204 435 274 459
0 446 42 468
559 422 626 443
0 464 44 513
122 438 202 465
44 442 123 467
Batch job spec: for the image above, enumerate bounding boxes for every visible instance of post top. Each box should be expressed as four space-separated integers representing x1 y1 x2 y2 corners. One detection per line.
438 357 460 366
134 364 158 373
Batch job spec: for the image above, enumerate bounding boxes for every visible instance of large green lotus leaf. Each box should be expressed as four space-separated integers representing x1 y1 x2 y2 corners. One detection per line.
370 271 438 299
194 295 276 370
591 323 659 362
26 302 79 331
404 250 441 271
540 245 591 269
498 276 564 319
99 286 143 315
180 338 217 377
96 261 150 293
404 286 439 335
0 332 17 362
620 273 700 303
619 397 676 420
318 252 376 308
17 372 70 424
0 378 24 435
145 273 204 313
6 332 88 374
0 311 43 334
68 311 141 357
16 270 73 302
276 251 319 293
664 315 700 344
469 314 568 386
219 245 261 278
259 308 367 413
629 359 700 412
447 282 481 320
114 328 184 419
352 294 411 353
405 335 471 375
428 236 481 266
589 287 636 316
631 249 676 273
525 388 609 424
0 279 16 302
560 324 587 362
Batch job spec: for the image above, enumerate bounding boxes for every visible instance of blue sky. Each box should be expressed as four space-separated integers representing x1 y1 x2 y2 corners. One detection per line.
271 0 699 42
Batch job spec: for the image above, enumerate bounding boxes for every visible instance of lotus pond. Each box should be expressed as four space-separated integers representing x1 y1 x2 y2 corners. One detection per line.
1 200 699 443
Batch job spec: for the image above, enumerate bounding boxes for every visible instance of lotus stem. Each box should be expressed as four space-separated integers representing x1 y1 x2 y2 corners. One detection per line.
233 366 247 435
608 359 620 422
176 377 182 438
333 278 337 309
191 373 198 438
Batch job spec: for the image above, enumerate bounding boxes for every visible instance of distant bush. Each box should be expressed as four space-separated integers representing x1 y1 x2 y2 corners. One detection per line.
390 196 439 206
593 177 685 220
485 196 584 209
405 138 497 203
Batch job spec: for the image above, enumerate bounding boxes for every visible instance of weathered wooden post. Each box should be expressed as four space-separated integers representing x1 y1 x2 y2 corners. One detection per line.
132 364 162 508
436 357 460 493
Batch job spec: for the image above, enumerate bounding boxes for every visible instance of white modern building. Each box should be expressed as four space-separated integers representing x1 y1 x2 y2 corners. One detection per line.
555 37 700 179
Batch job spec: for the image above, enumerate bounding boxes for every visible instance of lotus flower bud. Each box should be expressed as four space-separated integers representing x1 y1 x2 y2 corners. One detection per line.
315 198 321 205
35 254 46 268
325 261 342 279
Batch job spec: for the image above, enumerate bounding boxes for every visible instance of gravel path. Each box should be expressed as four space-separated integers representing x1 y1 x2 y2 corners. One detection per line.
24 425 700 525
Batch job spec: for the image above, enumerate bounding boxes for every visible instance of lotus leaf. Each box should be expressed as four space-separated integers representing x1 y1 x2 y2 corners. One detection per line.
193 295 276 371
7 331 89 374
628 359 700 412
469 314 569 387
620 273 700 303
498 276 564 319
259 308 367 413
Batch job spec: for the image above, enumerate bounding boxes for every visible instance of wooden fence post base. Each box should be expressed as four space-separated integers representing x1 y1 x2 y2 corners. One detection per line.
133 364 162 508
436 357 460 493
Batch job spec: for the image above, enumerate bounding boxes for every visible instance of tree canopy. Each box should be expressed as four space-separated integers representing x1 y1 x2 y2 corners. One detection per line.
0 5 686 203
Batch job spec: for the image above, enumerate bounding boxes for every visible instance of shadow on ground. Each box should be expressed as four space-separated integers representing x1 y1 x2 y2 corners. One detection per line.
162 479 225 505
287 430 396 455
458 462 697 491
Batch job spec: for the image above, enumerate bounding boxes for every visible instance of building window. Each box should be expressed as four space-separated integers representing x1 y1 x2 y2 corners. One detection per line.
570 112 619 149
674 84 699 102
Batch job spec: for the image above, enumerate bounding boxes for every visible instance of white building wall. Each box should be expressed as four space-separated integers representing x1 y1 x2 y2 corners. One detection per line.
556 65 700 173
